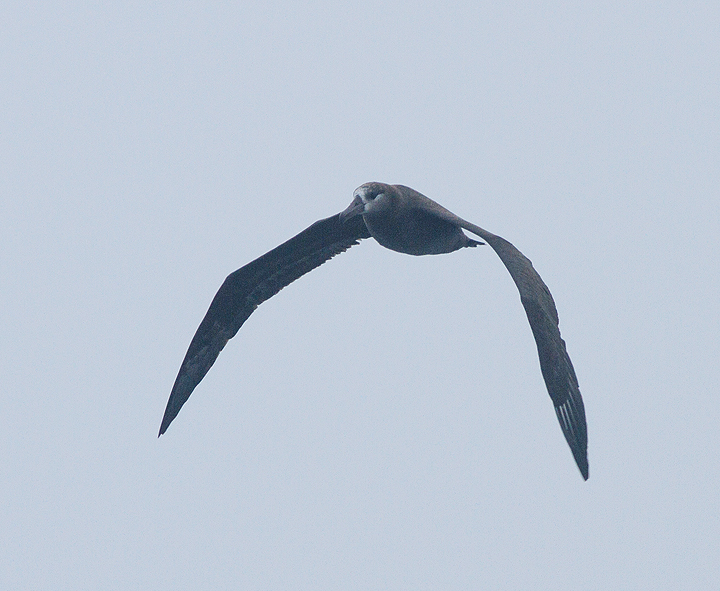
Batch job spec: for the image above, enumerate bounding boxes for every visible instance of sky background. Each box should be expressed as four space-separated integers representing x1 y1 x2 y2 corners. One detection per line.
2 1 719 589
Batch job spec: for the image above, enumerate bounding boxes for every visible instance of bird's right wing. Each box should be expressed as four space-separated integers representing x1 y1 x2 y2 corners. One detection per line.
159 213 371 435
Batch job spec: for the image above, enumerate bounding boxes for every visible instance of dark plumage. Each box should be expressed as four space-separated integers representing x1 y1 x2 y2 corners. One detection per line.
160 183 588 480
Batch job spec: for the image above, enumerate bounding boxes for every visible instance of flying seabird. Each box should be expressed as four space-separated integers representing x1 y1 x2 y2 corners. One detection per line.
159 183 589 480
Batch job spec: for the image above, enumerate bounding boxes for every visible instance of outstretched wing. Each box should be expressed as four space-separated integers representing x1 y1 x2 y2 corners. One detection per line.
465 225 589 480
159 213 371 435
404 187 588 479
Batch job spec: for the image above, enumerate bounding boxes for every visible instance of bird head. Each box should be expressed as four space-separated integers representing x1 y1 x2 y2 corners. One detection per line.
340 182 393 222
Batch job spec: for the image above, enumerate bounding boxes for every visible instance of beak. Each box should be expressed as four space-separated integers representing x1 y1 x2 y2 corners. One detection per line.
339 195 365 223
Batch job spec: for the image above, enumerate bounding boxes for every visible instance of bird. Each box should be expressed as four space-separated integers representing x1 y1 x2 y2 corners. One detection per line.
159 182 589 480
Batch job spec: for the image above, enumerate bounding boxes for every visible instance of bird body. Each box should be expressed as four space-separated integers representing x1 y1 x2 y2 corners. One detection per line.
343 183 481 255
160 183 589 480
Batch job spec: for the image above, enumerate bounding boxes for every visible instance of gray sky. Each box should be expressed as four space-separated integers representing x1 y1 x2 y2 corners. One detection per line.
2 1 719 589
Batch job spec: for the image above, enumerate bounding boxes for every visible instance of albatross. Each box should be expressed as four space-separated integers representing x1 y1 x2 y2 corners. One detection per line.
159 182 589 480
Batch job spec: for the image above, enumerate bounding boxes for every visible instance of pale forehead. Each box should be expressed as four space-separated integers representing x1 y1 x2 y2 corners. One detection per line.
352 184 371 198
353 182 386 199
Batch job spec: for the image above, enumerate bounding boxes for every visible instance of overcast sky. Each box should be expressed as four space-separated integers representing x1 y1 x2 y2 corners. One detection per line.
2 1 719 589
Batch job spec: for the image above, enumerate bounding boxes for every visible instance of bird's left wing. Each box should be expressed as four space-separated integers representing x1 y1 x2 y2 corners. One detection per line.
159 213 370 435
461 222 589 480
476 230 588 479
406 188 589 479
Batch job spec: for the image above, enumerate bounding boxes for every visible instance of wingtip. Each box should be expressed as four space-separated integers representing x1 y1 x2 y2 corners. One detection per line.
571 445 589 481
580 462 589 481
158 393 183 437
158 417 170 437
573 447 589 480
553 397 588 481
158 409 174 437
